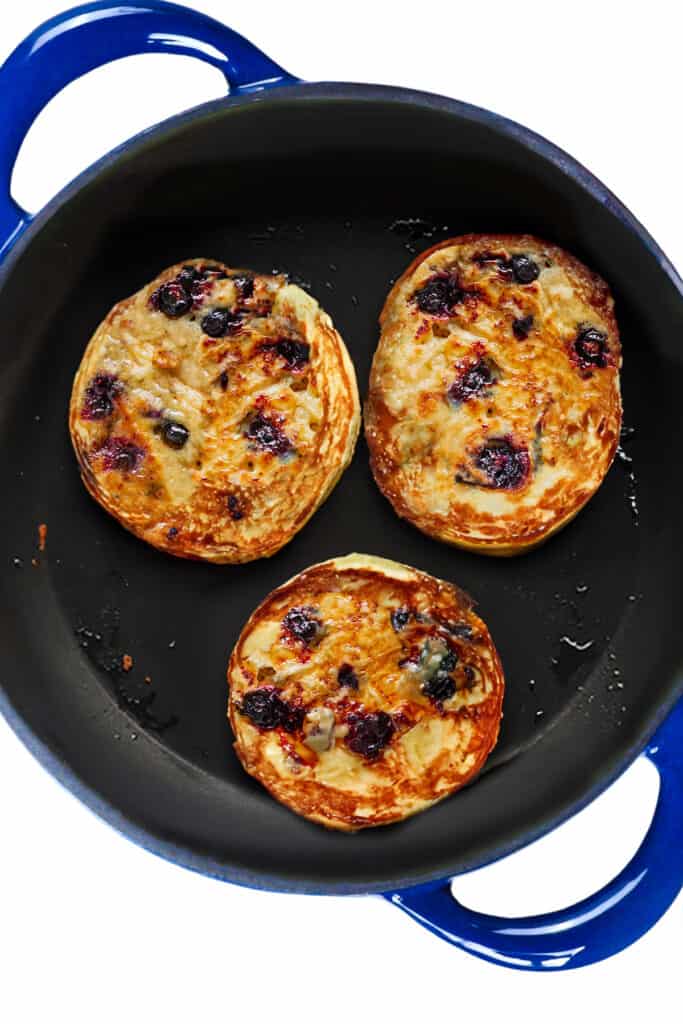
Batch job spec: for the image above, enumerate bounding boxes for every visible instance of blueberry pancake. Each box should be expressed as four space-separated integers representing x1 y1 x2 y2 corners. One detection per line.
70 260 360 562
228 554 504 830
365 235 622 554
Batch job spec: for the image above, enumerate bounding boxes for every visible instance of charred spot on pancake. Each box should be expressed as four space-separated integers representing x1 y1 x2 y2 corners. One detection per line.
574 326 609 369
95 436 145 473
217 369 229 390
337 663 359 689
282 605 323 647
473 437 531 490
412 273 464 316
239 687 304 732
512 314 534 340
447 358 496 405
81 373 123 420
243 409 294 458
345 709 395 760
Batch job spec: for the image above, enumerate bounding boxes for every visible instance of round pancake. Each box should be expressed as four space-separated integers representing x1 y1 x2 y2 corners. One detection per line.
365 234 622 554
227 554 504 831
69 260 360 563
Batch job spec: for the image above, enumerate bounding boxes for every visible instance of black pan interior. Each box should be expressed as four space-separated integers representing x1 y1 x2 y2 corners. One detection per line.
1 85 681 893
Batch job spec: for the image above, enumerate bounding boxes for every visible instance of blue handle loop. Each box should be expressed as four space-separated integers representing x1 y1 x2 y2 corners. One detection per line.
0 0 295 261
387 698 683 970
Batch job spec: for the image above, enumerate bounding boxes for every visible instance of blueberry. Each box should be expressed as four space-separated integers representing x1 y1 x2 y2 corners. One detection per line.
167 526 178 540
240 689 283 731
155 281 192 318
275 338 310 370
430 647 457 676
226 494 244 520
81 373 123 420
177 265 223 306
474 252 539 285
391 607 412 632
160 420 189 449
422 673 456 704
201 307 242 337
422 647 458 705
574 326 608 368
218 369 229 390
509 254 540 284
345 711 394 759
448 359 494 404
419 643 456 708
413 274 464 316
244 411 293 457
97 436 145 472
279 701 306 733
337 663 359 689
474 438 530 489
282 606 323 646
512 314 534 340
233 274 255 300
239 687 303 732
178 265 203 292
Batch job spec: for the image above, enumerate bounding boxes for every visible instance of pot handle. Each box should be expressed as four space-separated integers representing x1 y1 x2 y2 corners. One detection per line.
385 698 683 970
0 0 295 260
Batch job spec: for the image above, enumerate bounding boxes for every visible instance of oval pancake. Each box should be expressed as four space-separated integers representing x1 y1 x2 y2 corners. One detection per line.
227 554 504 831
69 260 360 563
365 234 622 554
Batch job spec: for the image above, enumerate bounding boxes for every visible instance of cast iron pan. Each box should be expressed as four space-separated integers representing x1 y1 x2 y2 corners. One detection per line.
1 2 682 970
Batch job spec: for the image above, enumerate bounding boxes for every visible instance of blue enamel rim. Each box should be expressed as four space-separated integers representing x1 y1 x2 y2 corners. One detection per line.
0 0 681 971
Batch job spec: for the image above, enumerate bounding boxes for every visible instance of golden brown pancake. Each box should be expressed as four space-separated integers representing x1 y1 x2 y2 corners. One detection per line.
69 260 360 562
365 234 622 554
228 554 504 831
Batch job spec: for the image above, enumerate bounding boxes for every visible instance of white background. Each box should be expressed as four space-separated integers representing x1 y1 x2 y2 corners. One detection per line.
1 1 681 1020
